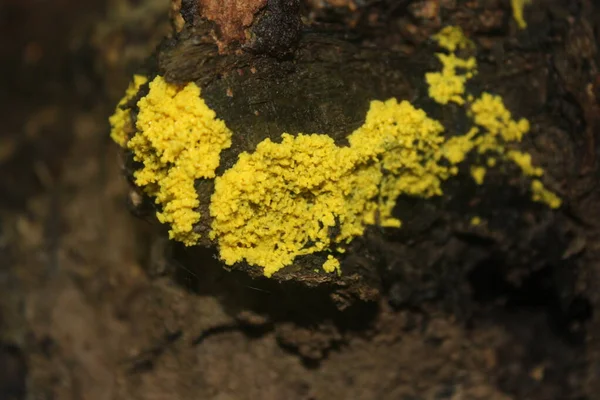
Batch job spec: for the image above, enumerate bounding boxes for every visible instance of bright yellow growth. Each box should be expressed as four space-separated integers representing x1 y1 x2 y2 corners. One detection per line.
210 99 454 277
426 54 477 105
432 26 475 52
426 26 477 105
322 255 341 275
470 93 530 143
109 75 148 147
437 91 560 208
512 0 532 29
531 180 561 209
107 25 561 278
443 127 478 164
425 28 560 209
117 76 232 245
470 216 482 226
468 94 560 208
352 99 453 225
507 150 543 177
470 166 486 185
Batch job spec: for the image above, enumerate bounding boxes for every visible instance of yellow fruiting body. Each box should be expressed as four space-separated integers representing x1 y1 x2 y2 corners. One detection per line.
470 216 482 226
507 150 544 177
531 180 561 209
512 0 532 29
470 93 530 143
432 26 475 52
443 127 478 164
125 76 232 245
210 99 454 277
109 75 148 147
351 99 453 225
425 54 477 105
436 91 560 205
322 255 341 275
467 94 560 207
426 26 477 105
470 166 486 185
426 27 560 206
108 26 562 278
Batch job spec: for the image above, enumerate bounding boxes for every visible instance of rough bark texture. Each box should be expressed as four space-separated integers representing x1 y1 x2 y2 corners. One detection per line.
1 0 600 399
196 0 267 48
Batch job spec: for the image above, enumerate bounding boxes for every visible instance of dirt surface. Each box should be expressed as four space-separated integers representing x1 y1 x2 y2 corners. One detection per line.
1 0 600 399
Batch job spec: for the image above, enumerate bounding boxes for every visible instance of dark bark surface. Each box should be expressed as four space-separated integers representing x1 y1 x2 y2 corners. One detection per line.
1 0 600 399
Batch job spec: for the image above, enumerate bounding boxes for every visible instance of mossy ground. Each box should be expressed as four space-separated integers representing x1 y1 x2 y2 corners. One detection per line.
1 0 600 399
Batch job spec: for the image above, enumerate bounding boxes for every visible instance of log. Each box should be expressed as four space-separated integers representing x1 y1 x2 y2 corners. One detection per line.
114 0 589 310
